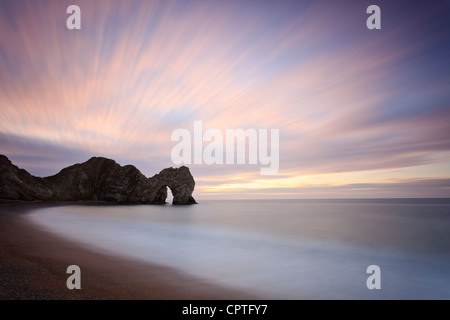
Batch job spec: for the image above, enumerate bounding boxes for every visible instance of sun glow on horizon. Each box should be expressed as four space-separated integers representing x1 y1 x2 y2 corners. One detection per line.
1 0 449 198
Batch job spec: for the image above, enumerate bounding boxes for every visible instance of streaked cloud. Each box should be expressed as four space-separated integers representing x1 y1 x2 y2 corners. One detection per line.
0 0 449 198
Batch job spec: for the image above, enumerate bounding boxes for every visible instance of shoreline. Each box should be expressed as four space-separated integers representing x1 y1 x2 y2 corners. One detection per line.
0 201 253 300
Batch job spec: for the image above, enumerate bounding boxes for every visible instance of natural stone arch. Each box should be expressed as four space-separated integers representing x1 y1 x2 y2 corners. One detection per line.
0 155 197 205
153 185 182 204
150 166 197 205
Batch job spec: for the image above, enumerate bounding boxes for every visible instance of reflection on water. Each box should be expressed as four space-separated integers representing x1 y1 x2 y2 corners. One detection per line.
27 199 450 299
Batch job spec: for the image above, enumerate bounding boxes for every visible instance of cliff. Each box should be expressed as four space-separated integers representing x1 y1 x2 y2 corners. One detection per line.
0 155 196 204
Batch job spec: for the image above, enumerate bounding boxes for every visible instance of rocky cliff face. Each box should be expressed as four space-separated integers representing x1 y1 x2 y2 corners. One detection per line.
0 155 196 204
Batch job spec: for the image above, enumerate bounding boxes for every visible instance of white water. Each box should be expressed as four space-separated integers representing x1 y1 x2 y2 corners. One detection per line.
26 199 450 299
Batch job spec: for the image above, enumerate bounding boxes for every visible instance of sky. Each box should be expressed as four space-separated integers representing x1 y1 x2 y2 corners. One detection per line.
1 0 449 199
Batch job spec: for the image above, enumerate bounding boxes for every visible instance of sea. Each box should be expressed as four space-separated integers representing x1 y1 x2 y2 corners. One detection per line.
26 199 450 299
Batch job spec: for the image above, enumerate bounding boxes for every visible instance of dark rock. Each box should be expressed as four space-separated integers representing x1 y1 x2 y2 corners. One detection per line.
149 167 197 205
0 155 196 205
0 155 53 201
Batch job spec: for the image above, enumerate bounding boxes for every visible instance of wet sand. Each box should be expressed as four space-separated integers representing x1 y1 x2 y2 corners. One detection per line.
0 201 252 300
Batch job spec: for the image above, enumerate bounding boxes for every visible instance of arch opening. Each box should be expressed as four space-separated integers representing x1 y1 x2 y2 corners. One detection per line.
154 185 176 204
166 187 174 204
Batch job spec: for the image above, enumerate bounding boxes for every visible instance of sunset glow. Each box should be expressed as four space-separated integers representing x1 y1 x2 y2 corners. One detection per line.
1 0 449 199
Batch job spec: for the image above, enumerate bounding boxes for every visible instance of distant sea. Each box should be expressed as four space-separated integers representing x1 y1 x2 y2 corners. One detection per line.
27 199 450 299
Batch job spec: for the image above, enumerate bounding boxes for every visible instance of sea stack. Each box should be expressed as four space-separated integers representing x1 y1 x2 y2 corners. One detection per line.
0 155 197 205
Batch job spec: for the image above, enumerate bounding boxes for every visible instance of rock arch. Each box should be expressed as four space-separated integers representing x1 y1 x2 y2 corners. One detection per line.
0 155 197 205
150 166 197 205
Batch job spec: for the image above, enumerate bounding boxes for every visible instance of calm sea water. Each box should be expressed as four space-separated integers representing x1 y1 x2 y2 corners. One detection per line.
27 199 450 299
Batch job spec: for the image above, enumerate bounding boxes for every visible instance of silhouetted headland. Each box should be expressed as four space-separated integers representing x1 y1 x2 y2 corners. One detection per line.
0 155 196 205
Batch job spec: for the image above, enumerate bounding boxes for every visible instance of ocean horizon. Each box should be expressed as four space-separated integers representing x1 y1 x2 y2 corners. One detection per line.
26 198 450 299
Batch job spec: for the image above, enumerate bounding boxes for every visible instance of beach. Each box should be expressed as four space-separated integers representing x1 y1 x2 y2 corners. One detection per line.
2 199 450 300
0 201 251 300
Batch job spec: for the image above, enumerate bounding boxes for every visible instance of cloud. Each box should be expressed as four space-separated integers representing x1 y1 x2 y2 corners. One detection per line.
197 178 450 199
0 0 449 197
